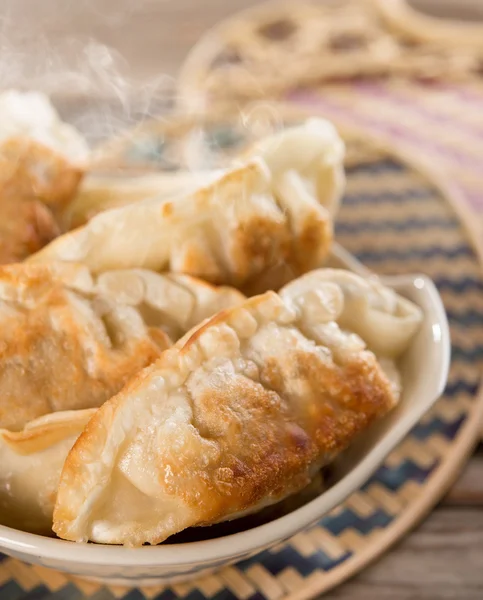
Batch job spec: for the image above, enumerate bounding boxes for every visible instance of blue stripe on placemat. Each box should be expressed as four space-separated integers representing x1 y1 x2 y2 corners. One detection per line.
411 415 466 442
345 159 404 175
367 462 435 492
175 591 214 600
321 509 392 536
0 580 25 600
353 246 474 263
237 545 351 577
11 587 50 600
342 189 434 206
336 217 457 234
49 585 85 600
119 589 146 600
444 380 479 397
434 277 483 293
89 589 129 600
246 593 271 600
148 590 177 600
451 345 483 361
447 310 483 326
258 547 346 577
209 590 242 600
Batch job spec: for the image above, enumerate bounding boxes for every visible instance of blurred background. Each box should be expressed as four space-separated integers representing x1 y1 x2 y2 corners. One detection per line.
0 0 481 85
0 0 480 99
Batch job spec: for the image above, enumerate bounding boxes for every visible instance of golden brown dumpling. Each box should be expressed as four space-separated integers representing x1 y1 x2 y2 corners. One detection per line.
0 91 89 207
29 119 344 286
0 197 59 264
0 91 89 263
65 171 220 228
0 262 244 430
53 272 413 546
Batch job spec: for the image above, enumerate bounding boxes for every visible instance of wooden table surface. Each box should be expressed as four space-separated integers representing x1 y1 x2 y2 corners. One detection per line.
2 0 483 597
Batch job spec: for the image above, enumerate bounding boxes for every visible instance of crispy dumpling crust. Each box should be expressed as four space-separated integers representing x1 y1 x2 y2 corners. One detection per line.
54 280 400 547
0 137 84 264
0 263 244 430
0 91 90 262
0 137 84 209
66 171 220 229
0 197 59 264
29 120 344 286
0 263 165 430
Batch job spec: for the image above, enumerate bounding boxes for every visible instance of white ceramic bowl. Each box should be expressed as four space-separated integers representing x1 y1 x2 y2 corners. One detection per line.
0 245 450 586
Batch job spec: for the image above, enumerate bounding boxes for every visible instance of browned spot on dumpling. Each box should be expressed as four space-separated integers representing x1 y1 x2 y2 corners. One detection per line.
160 201 174 217
258 18 297 41
210 47 243 70
328 32 368 52
292 212 333 274
54 285 400 545
148 327 173 352
229 215 292 285
398 36 422 49
0 137 83 209
0 198 59 264
171 237 223 283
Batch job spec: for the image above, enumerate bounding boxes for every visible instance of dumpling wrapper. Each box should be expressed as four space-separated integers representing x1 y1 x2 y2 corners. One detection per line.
281 269 423 359
29 119 344 286
0 91 89 263
0 262 244 430
0 91 89 208
0 409 95 534
65 171 222 229
53 270 417 546
243 117 345 218
67 117 344 229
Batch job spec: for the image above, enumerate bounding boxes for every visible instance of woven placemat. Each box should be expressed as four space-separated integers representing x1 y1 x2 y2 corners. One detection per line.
1 112 483 599
176 0 483 112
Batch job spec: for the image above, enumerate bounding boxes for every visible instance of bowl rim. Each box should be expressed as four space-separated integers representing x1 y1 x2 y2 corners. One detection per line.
0 248 450 567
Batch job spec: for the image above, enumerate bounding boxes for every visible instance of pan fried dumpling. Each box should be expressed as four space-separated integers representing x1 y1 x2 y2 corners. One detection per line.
95 270 245 342
53 278 403 546
0 91 89 263
66 118 344 229
243 117 345 218
281 269 423 358
0 409 95 534
29 119 344 286
0 91 89 207
0 263 244 430
0 198 59 264
65 171 222 228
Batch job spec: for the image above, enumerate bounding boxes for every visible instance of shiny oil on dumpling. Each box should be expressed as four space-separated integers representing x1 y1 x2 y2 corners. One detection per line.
29 119 344 286
53 270 420 547
0 262 244 430
0 91 89 263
